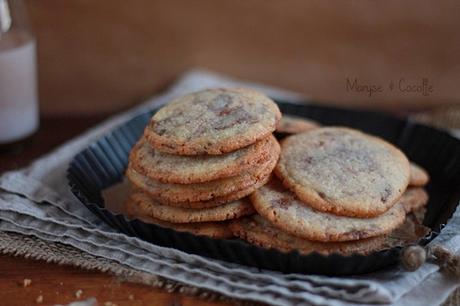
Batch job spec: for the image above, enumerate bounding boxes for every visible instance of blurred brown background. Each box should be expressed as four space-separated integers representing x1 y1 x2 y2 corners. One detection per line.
26 0 460 115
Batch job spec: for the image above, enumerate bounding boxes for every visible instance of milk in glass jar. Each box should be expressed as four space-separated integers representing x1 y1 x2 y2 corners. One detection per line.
0 0 38 149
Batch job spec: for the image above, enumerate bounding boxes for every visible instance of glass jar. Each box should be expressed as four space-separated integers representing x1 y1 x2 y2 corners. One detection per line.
0 0 38 151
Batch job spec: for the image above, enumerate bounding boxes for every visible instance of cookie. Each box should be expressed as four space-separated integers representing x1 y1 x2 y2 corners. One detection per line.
143 88 281 155
125 201 233 239
230 215 386 255
129 134 276 184
128 171 271 209
250 179 406 242
127 190 255 223
157 175 271 209
126 141 278 204
409 162 430 187
399 187 429 213
275 127 410 217
276 115 320 135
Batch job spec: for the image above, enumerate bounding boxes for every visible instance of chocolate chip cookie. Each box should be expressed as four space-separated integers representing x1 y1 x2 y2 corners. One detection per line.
409 162 430 187
130 134 276 184
125 200 233 239
230 215 386 255
126 139 278 205
275 127 410 217
276 115 320 135
144 88 281 155
127 190 255 223
250 179 406 242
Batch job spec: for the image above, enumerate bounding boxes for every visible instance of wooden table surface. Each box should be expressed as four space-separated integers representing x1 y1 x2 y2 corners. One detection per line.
0 116 231 306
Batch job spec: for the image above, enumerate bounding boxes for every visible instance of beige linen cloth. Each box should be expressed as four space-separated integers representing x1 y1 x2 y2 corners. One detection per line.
0 70 459 306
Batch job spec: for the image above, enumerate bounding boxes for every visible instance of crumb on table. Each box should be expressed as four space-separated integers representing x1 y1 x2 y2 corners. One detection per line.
36 295 43 304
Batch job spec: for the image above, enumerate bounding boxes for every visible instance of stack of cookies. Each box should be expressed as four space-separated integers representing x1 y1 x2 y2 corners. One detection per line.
124 88 282 238
231 127 430 255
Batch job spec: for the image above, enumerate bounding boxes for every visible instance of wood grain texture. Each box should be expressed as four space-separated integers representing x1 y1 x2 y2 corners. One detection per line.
24 0 460 114
0 255 230 306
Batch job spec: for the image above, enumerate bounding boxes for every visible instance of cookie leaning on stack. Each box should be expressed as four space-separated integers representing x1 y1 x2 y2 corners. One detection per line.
275 127 411 218
124 88 281 238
